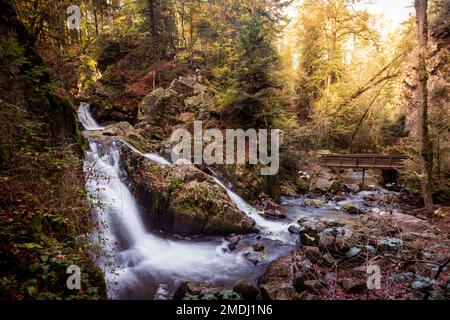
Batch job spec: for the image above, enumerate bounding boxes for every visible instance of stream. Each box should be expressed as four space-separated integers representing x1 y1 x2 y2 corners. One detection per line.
78 103 400 300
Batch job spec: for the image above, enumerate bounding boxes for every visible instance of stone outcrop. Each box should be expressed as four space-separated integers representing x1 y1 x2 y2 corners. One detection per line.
122 146 257 236
257 255 296 300
137 76 216 125
256 209 445 300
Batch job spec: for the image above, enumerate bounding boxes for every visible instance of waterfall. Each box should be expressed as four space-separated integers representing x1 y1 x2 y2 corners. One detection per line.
143 153 172 166
78 103 294 298
212 177 291 242
120 140 171 166
85 141 148 247
83 140 262 299
77 102 105 131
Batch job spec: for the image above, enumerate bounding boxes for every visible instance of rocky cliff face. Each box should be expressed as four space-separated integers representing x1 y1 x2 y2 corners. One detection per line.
402 43 450 138
0 0 106 299
401 27 450 203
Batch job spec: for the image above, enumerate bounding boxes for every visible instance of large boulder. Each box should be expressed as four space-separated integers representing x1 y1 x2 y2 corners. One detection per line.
233 280 260 300
174 281 241 300
258 253 325 300
257 255 296 300
122 148 257 236
137 87 184 121
169 77 195 95
138 76 216 124
99 121 157 152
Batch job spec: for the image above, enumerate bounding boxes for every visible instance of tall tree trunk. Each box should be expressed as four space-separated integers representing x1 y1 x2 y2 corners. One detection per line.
180 1 187 48
149 0 157 39
149 0 159 90
414 0 434 213
189 5 194 66
93 8 99 36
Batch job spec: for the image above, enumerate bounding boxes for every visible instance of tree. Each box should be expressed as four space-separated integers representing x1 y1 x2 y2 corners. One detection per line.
414 0 434 212
295 0 378 120
145 0 177 88
223 1 285 128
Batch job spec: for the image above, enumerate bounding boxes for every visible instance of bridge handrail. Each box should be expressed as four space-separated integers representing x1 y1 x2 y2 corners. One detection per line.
319 154 407 159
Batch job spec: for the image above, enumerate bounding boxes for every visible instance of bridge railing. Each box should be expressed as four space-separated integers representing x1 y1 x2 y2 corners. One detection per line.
319 154 407 169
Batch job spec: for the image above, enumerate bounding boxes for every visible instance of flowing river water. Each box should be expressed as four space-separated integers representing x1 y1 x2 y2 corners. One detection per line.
78 103 399 299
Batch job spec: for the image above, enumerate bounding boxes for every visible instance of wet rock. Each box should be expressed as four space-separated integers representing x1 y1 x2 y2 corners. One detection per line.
226 235 240 251
342 181 360 193
101 122 152 151
288 225 302 234
330 181 342 194
174 281 225 300
245 252 265 265
123 150 257 236
298 219 326 246
321 218 346 228
258 256 296 300
263 209 286 219
102 125 122 136
281 183 298 197
233 280 260 300
334 226 356 251
342 203 366 215
304 199 328 207
295 177 310 192
333 195 347 202
379 237 403 252
261 197 282 211
252 242 265 252
363 195 378 202
311 171 336 192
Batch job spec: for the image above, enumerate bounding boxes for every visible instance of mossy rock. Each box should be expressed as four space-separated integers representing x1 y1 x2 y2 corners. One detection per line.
122 148 257 236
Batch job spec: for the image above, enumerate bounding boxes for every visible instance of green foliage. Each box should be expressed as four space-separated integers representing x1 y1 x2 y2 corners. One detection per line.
222 11 283 128
0 38 28 75
0 1 106 299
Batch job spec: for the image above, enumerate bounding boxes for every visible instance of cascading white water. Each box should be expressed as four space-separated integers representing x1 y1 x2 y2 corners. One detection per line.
120 140 171 166
121 142 291 241
84 140 277 299
212 177 292 242
78 103 296 298
143 153 172 166
77 102 105 131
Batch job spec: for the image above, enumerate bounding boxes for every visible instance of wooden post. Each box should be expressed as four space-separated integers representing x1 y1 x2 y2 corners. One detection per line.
362 169 366 186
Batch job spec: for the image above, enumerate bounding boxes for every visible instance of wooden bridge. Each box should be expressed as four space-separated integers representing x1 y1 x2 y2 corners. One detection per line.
319 154 407 169
319 154 407 184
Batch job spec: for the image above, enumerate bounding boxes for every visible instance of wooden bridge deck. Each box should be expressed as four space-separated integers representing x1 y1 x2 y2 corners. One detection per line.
319 154 407 170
